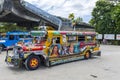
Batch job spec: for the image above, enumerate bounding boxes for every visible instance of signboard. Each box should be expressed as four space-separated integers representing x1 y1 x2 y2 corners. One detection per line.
116 34 120 40
104 34 115 40
96 34 102 39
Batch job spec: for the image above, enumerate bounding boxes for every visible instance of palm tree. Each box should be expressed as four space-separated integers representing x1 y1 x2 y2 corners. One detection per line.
68 13 75 20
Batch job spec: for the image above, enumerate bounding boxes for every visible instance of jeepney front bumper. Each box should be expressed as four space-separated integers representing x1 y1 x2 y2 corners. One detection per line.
92 51 101 56
5 56 22 68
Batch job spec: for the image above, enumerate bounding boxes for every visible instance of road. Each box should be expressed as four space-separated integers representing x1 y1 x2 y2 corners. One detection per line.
0 45 120 80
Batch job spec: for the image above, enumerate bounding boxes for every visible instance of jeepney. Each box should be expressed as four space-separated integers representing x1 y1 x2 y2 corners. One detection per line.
0 31 32 50
5 30 101 70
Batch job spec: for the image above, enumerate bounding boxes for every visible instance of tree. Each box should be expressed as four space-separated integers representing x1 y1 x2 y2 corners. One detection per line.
0 23 27 33
89 0 115 34
75 17 83 23
68 13 75 20
111 3 120 33
107 0 120 3
68 13 83 25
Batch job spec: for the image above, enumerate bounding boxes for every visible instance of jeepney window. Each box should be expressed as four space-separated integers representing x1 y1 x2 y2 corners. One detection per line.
86 36 94 42
78 36 85 41
41 34 47 41
26 35 32 38
9 35 15 40
56 37 60 43
67 36 77 42
24 35 32 38
19 35 24 38
62 35 67 43
0 34 6 39
52 37 60 44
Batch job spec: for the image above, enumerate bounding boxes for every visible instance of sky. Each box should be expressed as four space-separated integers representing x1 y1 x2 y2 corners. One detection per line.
24 0 98 23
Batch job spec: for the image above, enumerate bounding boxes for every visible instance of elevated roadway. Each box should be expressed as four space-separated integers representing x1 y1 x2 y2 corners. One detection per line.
0 0 63 30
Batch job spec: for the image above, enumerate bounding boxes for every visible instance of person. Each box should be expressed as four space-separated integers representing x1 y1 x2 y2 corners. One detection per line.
103 39 107 44
62 44 69 55
68 43 74 54
51 45 59 57
33 37 38 44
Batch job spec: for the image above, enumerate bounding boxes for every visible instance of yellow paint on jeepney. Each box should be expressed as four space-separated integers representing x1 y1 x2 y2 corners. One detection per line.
45 31 52 47
93 47 99 51
94 37 96 42
83 46 90 55
7 57 12 62
24 53 30 58
44 31 52 55
43 47 49 56
44 31 63 56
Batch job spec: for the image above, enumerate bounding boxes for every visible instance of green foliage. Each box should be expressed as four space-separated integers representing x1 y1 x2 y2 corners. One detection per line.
111 3 120 33
90 0 120 34
0 23 27 33
75 17 83 24
68 13 75 20
68 13 83 24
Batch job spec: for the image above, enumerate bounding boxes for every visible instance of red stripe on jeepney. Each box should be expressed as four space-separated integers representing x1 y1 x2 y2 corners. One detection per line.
85 43 96 46
22 46 44 51
60 31 67 34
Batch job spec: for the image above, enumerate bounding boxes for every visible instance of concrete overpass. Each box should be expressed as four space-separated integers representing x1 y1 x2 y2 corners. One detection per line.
0 0 93 31
0 0 66 30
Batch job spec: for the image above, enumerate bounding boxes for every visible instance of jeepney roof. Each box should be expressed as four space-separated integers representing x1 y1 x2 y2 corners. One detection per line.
30 31 46 37
48 31 97 36
7 31 29 35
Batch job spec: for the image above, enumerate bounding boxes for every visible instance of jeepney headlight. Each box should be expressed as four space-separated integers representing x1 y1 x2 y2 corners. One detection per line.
9 52 14 57
13 47 21 58
17 47 23 53
17 48 24 58
13 49 19 58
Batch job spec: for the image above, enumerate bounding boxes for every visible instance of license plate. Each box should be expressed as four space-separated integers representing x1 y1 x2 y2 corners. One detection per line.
7 57 12 62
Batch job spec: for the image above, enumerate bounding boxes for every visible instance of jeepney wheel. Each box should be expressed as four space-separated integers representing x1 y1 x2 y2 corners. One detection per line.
25 55 40 70
84 51 91 59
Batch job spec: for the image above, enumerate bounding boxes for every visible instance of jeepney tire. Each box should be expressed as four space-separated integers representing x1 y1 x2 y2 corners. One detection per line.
84 51 91 59
25 55 41 70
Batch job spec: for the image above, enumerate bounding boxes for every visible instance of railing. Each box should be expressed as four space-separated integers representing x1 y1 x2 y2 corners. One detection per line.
20 1 62 29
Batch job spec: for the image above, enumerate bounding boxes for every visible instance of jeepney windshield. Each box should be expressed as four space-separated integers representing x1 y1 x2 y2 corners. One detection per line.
30 31 47 44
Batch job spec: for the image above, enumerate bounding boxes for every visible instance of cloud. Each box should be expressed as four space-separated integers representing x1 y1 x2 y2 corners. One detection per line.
24 0 98 23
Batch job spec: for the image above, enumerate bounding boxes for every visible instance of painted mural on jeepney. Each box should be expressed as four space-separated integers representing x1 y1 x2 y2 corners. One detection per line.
49 42 86 57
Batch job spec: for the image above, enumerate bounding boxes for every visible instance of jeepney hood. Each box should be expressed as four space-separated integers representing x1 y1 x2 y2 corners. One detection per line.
0 39 6 43
22 45 44 51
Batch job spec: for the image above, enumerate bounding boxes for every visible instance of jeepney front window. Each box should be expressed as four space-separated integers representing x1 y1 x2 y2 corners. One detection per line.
9 35 15 40
0 35 7 40
33 35 47 44
41 34 47 41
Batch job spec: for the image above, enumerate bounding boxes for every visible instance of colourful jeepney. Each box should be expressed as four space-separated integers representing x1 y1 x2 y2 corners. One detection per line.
5 30 101 70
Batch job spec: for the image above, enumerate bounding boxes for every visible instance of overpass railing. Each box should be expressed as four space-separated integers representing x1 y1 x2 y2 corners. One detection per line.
21 1 62 30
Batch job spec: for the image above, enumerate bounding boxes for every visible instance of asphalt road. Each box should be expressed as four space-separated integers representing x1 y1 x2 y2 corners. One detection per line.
0 45 120 80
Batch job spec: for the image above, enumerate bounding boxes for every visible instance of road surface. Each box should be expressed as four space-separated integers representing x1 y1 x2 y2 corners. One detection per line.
0 45 120 80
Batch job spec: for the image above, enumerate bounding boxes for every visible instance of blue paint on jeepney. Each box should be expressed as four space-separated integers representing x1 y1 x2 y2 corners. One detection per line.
0 31 32 48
